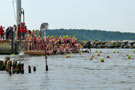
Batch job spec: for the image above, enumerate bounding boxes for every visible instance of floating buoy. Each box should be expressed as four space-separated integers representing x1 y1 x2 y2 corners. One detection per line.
113 51 115 53
106 55 110 58
128 56 131 59
97 53 100 56
96 50 98 53
133 50 135 53
100 51 102 53
12 53 15 56
117 51 119 53
66 54 71 58
100 58 104 62
127 54 129 57
89 56 93 60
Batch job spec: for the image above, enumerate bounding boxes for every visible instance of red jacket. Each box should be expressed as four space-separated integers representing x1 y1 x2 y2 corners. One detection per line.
20 26 25 32
0 26 3 34
2 30 4 35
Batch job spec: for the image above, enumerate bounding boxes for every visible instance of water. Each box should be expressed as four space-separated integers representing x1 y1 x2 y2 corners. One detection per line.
0 49 135 90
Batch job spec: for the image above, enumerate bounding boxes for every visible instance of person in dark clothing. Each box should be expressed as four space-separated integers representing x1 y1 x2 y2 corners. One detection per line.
0 26 3 39
87 41 91 53
8 27 12 39
6 27 9 40
18 25 21 40
1 29 4 40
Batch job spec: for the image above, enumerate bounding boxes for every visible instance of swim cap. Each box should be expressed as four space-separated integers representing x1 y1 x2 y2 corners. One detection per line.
27 34 30 36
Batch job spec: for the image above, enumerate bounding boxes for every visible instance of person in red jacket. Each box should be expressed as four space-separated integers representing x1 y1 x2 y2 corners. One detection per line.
0 26 4 40
20 24 25 40
0 26 1 33
1 28 4 40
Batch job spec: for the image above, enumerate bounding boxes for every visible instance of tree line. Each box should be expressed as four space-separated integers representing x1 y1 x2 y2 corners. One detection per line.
35 29 135 41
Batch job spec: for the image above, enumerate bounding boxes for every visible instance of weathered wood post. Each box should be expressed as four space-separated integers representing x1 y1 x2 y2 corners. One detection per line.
13 59 17 74
21 63 24 74
33 66 36 72
28 65 31 73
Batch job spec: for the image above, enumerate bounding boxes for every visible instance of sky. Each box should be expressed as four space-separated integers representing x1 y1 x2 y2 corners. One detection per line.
0 0 135 32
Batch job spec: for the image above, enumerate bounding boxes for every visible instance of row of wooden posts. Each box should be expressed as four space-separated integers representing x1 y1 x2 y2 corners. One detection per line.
0 57 37 75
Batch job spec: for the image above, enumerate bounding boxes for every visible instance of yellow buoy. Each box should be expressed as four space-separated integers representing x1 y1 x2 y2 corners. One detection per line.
100 58 104 62
99 51 102 53
12 53 15 56
113 51 115 53
127 54 129 57
89 56 93 60
117 51 119 53
106 55 110 58
66 54 71 58
97 53 100 56
128 56 131 59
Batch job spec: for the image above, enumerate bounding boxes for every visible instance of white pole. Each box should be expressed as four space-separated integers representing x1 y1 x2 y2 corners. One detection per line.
16 0 21 25
16 0 21 40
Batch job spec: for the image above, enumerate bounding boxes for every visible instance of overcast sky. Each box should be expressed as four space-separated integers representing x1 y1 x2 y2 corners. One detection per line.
0 0 135 32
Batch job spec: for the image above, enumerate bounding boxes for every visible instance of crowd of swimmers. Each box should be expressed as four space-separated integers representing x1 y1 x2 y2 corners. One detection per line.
0 25 84 55
26 33 81 55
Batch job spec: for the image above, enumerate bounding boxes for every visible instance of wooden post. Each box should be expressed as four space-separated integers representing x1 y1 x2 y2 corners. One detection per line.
33 66 36 72
28 65 31 73
21 63 24 74
45 40 48 71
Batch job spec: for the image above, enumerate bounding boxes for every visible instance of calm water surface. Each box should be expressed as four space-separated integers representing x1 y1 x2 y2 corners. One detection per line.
0 49 135 90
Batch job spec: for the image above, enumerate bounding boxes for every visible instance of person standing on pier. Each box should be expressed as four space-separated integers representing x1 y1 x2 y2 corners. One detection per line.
32 35 37 50
87 41 92 53
6 27 10 40
2 28 4 40
13 25 17 40
0 26 4 40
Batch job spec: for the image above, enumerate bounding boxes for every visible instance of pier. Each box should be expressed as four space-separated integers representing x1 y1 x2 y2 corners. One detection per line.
0 40 26 54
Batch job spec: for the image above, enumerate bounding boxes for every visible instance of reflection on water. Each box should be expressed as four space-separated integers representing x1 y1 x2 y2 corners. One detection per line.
0 49 135 90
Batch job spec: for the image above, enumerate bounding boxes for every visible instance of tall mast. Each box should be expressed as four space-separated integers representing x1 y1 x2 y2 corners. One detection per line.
16 0 21 25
